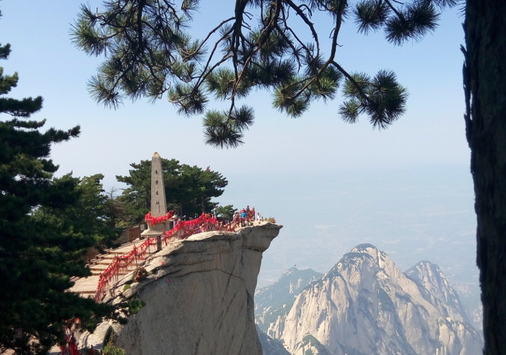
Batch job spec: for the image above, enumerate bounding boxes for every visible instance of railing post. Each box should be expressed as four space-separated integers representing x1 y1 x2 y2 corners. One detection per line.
157 234 162 252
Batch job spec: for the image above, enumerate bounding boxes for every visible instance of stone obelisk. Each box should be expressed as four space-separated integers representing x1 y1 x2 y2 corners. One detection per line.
141 152 170 237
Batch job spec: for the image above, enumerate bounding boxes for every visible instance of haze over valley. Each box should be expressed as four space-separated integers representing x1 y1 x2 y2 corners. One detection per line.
221 165 480 325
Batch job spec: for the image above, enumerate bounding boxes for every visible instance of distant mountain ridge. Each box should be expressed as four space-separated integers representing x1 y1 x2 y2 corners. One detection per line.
405 261 473 325
256 244 482 355
256 267 323 332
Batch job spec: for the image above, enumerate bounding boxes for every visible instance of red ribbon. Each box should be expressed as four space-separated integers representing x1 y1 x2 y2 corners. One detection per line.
145 211 174 226
96 209 259 301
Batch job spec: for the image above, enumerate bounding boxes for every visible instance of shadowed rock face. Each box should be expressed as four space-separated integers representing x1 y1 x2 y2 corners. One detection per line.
81 222 282 355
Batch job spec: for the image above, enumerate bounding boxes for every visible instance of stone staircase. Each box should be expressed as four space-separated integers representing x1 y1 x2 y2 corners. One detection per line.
71 240 146 298
88 249 128 275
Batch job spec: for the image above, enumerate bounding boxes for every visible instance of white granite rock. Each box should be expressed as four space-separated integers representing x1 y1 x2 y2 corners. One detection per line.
266 244 482 355
81 222 281 355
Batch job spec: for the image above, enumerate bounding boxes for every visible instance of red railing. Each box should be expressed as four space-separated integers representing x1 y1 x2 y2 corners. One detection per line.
94 235 160 301
59 320 99 355
60 209 264 354
95 213 224 301
94 209 263 301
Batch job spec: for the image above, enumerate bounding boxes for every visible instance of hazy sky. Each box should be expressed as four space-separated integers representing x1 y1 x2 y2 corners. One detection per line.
1 2 476 291
1 1 467 183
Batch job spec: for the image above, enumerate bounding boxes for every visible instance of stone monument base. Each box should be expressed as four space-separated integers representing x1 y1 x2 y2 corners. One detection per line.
140 222 170 238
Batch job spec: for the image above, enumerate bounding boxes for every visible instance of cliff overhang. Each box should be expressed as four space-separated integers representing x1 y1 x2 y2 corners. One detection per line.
81 222 282 355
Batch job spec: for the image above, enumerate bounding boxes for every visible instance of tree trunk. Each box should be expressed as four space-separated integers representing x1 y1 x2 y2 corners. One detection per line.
464 2 506 353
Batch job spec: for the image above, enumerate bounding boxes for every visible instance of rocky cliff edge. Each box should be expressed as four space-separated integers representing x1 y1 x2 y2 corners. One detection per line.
81 222 282 355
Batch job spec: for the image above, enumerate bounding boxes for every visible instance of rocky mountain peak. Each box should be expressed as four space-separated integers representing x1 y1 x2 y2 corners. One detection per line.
406 261 470 323
262 244 482 355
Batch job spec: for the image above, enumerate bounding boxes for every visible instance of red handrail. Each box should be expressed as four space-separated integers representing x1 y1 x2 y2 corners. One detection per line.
94 209 263 301
95 213 222 301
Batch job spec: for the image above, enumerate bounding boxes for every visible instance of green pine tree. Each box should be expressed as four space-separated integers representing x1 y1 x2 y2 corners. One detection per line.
0 42 113 354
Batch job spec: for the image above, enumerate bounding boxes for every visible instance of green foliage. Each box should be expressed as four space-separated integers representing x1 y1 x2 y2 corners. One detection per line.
213 204 237 223
128 299 146 315
340 70 408 128
32 174 121 251
203 108 254 148
103 344 126 355
115 158 228 224
0 43 114 354
72 0 456 148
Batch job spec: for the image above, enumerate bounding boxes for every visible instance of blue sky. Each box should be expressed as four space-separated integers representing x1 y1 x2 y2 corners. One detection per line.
0 1 477 296
1 1 468 185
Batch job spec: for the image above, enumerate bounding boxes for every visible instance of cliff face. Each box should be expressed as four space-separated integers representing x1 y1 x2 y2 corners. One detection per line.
264 244 482 355
81 222 282 355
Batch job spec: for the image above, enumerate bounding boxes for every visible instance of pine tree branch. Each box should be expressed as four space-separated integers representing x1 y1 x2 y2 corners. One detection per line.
384 0 405 19
282 0 347 103
284 0 321 54
331 60 372 104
